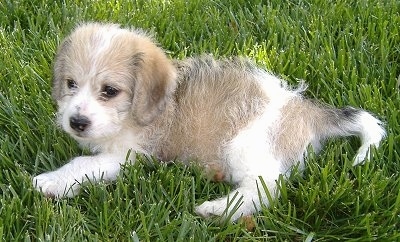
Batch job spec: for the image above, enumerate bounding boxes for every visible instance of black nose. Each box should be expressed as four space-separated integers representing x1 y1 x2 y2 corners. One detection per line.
69 115 91 132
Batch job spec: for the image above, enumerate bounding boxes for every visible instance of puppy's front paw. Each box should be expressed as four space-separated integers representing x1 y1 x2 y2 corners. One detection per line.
33 172 79 198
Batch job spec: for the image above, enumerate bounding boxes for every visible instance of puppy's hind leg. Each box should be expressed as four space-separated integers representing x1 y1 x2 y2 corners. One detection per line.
195 167 281 222
195 127 282 222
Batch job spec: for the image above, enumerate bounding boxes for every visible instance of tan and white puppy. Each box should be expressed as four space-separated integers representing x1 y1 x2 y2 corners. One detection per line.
33 23 386 221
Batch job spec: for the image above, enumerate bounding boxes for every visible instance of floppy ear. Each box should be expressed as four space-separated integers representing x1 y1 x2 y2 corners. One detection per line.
131 48 177 126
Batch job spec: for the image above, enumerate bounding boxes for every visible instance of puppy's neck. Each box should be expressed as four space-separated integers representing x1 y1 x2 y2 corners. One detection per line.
131 94 177 158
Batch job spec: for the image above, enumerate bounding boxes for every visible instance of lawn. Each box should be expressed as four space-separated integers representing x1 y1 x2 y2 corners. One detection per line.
0 0 399 241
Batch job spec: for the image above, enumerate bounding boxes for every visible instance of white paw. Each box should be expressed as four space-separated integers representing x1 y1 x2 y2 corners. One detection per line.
195 200 226 218
32 172 79 198
195 197 244 221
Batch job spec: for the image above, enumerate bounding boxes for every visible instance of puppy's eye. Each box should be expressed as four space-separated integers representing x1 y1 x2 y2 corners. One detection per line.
66 79 78 89
101 85 119 98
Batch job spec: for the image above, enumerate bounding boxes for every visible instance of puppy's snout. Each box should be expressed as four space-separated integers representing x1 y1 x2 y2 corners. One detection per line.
69 115 91 132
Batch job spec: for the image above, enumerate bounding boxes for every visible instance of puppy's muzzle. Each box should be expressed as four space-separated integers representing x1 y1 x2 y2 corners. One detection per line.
69 115 91 132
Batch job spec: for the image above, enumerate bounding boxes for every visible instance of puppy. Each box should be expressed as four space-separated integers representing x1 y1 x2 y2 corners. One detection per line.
33 23 386 221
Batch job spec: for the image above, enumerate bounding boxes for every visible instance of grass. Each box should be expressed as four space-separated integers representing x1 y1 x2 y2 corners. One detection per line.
0 0 399 240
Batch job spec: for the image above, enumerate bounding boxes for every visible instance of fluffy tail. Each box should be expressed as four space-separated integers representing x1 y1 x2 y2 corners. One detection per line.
351 110 386 165
315 105 386 165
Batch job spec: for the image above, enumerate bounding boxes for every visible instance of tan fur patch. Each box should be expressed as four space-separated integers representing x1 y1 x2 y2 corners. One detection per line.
155 57 269 171
273 98 315 168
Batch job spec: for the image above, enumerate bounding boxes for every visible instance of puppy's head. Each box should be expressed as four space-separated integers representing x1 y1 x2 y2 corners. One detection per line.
52 23 176 141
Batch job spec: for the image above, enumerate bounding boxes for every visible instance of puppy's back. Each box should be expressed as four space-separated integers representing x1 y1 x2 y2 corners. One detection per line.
165 56 285 162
